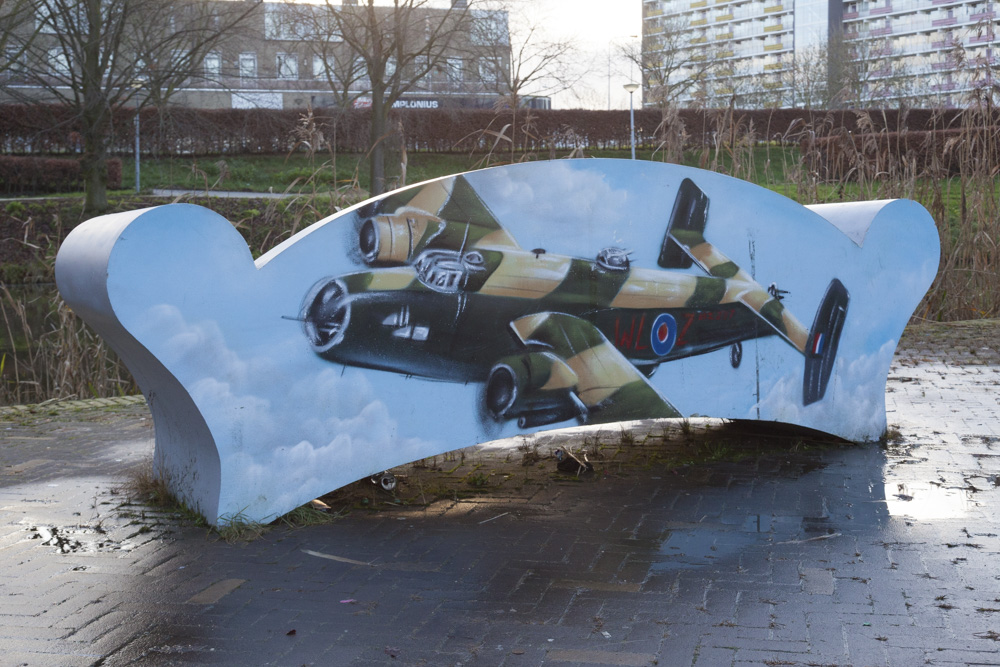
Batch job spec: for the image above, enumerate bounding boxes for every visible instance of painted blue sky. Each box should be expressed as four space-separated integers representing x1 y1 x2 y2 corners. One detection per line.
110 159 938 520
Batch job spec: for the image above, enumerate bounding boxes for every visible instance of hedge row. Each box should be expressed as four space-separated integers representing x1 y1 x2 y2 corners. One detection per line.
0 104 979 158
804 127 996 180
0 156 122 195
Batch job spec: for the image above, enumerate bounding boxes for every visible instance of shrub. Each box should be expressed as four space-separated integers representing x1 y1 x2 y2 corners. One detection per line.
0 155 122 194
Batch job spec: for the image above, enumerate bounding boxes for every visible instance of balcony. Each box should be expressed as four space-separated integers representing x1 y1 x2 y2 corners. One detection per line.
715 13 733 21
932 17 958 26
764 43 783 51
692 18 708 25
764 24 783 32
763 4 783 12
690 0 707 6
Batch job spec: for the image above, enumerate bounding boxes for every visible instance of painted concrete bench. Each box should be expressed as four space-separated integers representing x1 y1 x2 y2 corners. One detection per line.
55 160 939 525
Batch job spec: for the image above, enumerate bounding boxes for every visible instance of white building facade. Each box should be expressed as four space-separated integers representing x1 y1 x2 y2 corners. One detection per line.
642 0 997 107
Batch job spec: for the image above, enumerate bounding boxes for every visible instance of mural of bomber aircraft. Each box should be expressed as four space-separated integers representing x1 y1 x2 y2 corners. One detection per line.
298 175 849 429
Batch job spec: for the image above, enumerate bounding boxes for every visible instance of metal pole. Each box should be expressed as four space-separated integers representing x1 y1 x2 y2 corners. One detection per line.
134 110 140 194
629 91 636 160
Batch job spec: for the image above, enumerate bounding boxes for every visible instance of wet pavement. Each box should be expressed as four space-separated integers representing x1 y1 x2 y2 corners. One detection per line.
2 320 1000 666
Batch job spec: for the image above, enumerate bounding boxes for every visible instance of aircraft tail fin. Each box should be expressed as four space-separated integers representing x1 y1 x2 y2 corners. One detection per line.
658 178 708 269
802 278 849 405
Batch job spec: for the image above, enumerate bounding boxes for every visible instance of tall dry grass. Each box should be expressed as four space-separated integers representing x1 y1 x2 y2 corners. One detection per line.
788 101 998 321
920 97 1000 320
653 97 997 322
1 286 137 405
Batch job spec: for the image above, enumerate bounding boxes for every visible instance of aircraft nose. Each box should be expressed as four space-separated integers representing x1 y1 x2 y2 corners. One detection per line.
303 279 350 351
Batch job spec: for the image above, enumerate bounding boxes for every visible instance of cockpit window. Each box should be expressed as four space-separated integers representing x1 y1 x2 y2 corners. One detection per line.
414 249 486 293
596 247 630 272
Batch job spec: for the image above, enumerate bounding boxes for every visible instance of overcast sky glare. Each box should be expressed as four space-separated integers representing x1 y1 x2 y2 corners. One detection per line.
529 0 643 109
317 0 643 109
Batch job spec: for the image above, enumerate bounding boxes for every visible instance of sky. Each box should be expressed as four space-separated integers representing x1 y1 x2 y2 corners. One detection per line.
523 0 643 109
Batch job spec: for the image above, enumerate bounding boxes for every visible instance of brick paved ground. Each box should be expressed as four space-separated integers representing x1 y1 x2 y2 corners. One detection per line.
1 321 1000 666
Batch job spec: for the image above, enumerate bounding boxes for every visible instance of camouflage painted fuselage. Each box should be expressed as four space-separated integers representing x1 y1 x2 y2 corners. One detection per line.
306 247 770 383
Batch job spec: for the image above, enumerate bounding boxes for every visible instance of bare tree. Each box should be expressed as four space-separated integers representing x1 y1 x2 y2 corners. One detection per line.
828 29 904 108
2 0 259 212
275 2 367 110
471 2 578 109
301 0 473 197
0 0 41 76
785 43 831 109
131 1 259 110
624 14 715 109
468 1 581 161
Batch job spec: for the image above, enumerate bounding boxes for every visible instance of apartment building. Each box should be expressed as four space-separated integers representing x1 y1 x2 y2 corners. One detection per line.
842 0 997 106
2 0 539 111
177 2 521 110
642 0 997 107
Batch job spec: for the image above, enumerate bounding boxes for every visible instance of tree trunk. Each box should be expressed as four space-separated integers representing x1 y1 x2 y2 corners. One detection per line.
81 151 108 213
80 0 109 213
369 94 387 197
79 104 109 213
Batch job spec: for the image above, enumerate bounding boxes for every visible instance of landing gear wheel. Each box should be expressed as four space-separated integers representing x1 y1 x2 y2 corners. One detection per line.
730 342 743 369
371 472 397 492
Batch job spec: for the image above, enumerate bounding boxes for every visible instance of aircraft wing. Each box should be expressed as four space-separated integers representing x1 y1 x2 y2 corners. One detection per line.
363 175 521 252
659 178 811 354
508 312 682 424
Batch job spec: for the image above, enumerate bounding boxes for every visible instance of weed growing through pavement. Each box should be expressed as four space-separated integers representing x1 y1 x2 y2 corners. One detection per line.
216 509 269 543
114 458 352 543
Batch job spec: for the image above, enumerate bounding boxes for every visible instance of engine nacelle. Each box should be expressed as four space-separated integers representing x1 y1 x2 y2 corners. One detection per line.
301 278 351 353
359 210 444 266
485 352 583 428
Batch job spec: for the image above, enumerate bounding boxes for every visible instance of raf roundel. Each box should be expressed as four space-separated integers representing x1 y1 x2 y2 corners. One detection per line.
650 313 677 357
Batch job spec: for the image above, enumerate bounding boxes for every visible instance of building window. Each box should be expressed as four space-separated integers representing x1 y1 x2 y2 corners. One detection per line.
36 5 75 34
204 52 222 78
239 52 256 79
276 52 298 79
2 47 17 73
313 55 327 79
479 58 501 83
446 57 463 82
48 48 70 76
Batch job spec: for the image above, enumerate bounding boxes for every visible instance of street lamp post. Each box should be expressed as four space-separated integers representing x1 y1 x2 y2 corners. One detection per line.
623 83 639 160
134 110 140 194
130 81 143 194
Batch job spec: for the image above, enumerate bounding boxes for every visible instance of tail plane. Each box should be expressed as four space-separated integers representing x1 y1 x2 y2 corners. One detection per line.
659 178 850 406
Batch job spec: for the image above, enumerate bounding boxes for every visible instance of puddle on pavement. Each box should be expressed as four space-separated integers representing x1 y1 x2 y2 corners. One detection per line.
652 514 835 571
884 481 973 520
